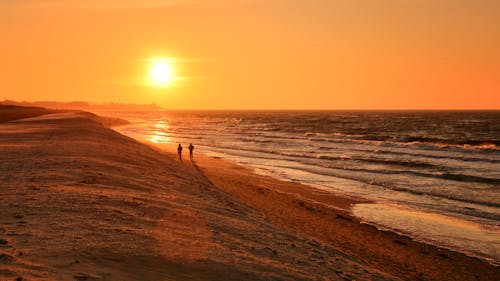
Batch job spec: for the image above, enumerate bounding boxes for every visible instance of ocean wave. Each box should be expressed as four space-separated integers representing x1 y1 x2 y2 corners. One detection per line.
372 149 499 163
304 131 499 151
269 164 500 209
239 137 274 144
319 156 438 168
304 132 356 138
196 143 499 187
178 139 497 170
296 158 499 186
438 172 500 185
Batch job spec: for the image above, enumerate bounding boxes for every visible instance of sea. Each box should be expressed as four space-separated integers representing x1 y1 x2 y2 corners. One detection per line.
110 110 500 265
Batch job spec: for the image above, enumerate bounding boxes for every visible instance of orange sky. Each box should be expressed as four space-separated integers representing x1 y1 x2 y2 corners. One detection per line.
1 0 499 109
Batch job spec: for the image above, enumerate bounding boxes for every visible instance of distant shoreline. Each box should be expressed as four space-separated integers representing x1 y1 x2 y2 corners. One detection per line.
2 100 499 112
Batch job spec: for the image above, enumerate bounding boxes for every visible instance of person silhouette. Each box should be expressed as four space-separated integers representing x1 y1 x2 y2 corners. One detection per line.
177 144 183 161
188 143 194 160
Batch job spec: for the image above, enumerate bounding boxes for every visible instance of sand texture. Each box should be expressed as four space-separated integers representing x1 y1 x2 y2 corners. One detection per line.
1 111 399 280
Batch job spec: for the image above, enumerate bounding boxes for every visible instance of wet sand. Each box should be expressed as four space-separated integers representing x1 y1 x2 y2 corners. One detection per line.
187 154 499 280
0 109 498 280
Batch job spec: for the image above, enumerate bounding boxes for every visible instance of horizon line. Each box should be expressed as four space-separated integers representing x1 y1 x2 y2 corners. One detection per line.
2 100 499 111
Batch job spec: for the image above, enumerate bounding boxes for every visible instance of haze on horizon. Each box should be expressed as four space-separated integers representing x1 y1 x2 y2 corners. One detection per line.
1 0 499 110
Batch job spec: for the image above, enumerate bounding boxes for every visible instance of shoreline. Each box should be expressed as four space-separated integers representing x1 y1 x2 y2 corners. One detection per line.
1 109 498 280
146 142 500 264
150 143 499 280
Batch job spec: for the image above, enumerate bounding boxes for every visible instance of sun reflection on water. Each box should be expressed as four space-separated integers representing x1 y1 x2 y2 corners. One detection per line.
149 120 171 143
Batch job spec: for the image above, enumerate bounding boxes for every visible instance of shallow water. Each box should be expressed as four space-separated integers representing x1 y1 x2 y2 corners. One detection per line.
352 203 499 265
110 110 500 263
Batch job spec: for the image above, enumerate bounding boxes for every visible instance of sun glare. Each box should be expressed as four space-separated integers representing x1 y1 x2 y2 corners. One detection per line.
149 58 175 87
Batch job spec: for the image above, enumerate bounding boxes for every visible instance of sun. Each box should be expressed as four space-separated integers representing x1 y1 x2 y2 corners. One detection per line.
149 58 175 87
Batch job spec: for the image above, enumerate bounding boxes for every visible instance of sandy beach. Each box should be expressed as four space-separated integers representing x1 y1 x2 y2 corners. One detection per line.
1 108 498 280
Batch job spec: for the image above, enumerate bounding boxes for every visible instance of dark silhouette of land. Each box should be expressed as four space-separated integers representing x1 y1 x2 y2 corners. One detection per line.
1 100 164 112
0 105 60 123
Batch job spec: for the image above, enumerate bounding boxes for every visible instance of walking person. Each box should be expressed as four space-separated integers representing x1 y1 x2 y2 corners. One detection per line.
188 143 194 161
177 144 183 161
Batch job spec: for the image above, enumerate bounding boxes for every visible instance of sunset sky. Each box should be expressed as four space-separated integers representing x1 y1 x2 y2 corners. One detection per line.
1 0 499 109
